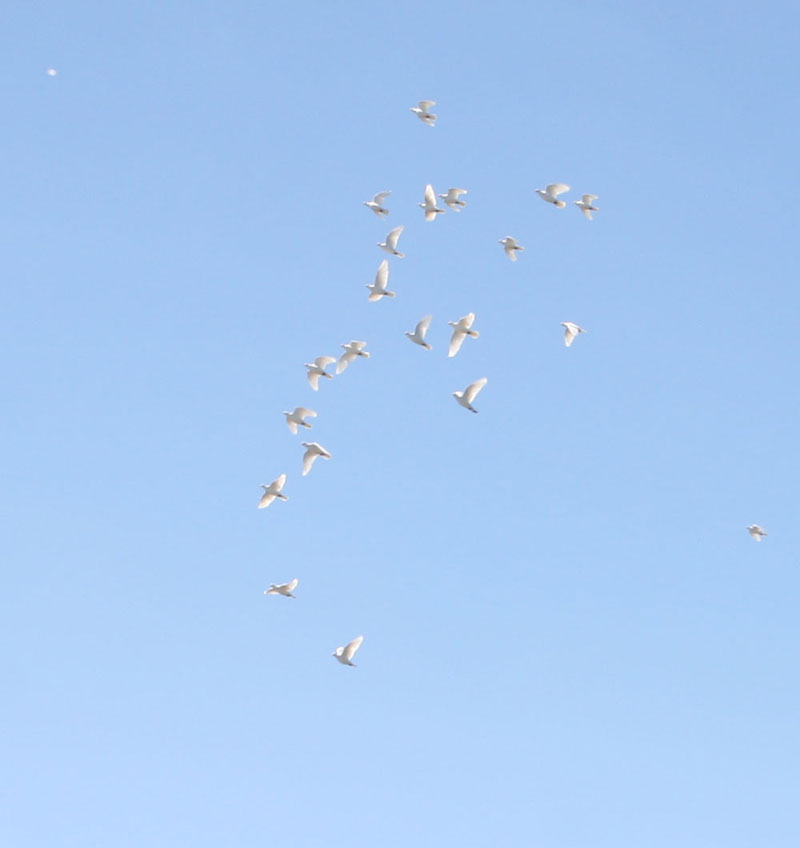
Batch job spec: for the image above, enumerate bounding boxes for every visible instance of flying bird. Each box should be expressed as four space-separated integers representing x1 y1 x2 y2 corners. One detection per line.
410 100 436 126
283 407 317 434
304 356 336 390
405 315 433 350
366 259 396 301
453 377 488 413
438 188 468 211
535 183 570 208
363 191 391 218
377 225 405 257
561 322 586 347
333 635 364 666
574 194 599 220
498 236 524 261
337 340 370 374
265 578 299 598
419 184 446 222
258 474 288 508
301 442 331 476
448 313 480 358
747 524 768 541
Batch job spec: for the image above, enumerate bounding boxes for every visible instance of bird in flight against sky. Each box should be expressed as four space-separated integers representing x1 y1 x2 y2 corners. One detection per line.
499 236 524 261
363 190 391 217
301 442 332 476
574 194 599 220
405 315 433 350
746 524 768 541
439 187 468 211
333 635 364 666
453 377 488 413
283 407 317 434
377 225 405 257
561 322 586 347
410 100 436 126
536 183 570 208
337 341 370 374
264 579 299 598
448 313 480 358
258 474 288 508
304 356 336 391
419 184 446 222
366 259 396 301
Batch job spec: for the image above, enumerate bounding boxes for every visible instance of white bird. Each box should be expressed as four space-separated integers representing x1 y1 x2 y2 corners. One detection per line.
333 634 364 666
46 68 58 77
363 190 391 218
283 407 317 434
453 377 488 413
265 578 299 598
410 100 436 126
301 441 331 476
377 225 405 257
498 236 524 262
574 194 599 220
405 315 433 350
535 183 570 208
448 313 480 358
366 259 396 301
438 188 468 211
419 184 446 222
337 340 370 374
747 524 768 541
258 474 288 508
304 356 336 391
561 322 586 347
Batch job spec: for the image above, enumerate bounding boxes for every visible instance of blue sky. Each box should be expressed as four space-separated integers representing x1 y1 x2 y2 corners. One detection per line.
3 2 799 846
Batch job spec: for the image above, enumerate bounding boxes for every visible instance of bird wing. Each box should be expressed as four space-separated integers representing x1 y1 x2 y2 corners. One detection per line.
286 578 299 592
374 191 391 204
424 184 436 207
337 351 356 373
386 225 404 249
504 243 518 261
368 290 383 301
272 473 286 492
563 325 577 346
448 330 466 358
302 448 317 476
547 183 570 197
579 206 593 220
424 210 436 222
418 100 435 111
307 370 320 390
461 312 475 330
258 492 275 509
416 315 432 337
464 377 488 403
295 407 316 419
449 188 467 198
375 259 389 289
286 417 298 434
582 194 597 203
343 635 364 661
314 355 335 369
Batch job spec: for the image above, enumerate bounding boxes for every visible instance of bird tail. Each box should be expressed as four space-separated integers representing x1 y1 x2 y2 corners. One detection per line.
555 200 566 208
467 330 479 338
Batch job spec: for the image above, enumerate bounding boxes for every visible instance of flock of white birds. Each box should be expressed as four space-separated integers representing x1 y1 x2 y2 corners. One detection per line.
259 100 769 669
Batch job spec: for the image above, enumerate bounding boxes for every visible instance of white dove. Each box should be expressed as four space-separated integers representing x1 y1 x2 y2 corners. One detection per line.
301 441 331 476
448 313 480 358
304 356 336 390
561 322 586 347
410 100 436 126
264 578 298 598
333 635 364 666
498 236 524 262
747 524 768 541
258 474 288 508
438 188 468 211
337 340 370 374
453 377 488 413
283 407 317 434
377 225 405 257
419 184 446 222
405 315 433 350
366 259 396 301
535 183 570 208
363 190 390 218
574 194 599 220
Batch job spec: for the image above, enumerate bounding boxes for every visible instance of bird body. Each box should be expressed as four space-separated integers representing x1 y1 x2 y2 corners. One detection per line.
304 356 336 390
561 322 586 347
366 259 396 301
405 315 433 350
747 524 768 541
337 341 370 374
363 191 391 217
258 474 288 508
574 194 599 220
301 442 332 476
498 236 524 261
410 100 436 126
453 377 488 413
333 635 364 666
535 183 570 208
448 312 480 358
419 184 446 221
378 225 405 257
283 407 317 434
265 578 299 598
439 188 468 210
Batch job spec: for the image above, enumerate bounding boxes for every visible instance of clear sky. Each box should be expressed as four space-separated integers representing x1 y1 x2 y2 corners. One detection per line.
2 2 799 846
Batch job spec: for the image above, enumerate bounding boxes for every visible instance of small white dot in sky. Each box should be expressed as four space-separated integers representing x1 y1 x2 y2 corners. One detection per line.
46 68 57 76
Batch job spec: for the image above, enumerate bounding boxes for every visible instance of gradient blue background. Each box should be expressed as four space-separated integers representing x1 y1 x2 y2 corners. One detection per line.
3 2 799 846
